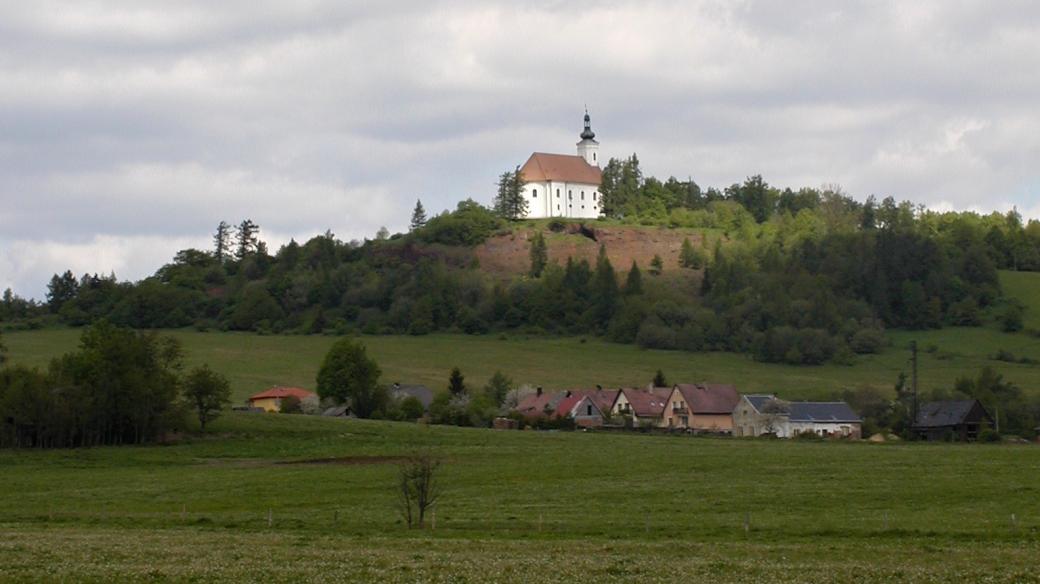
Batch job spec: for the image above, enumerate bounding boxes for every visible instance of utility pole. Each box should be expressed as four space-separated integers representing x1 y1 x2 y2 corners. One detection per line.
910 341 919 431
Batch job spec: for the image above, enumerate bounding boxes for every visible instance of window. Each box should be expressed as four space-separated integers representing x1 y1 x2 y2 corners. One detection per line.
581 205 584 209
593 152 597 161
593 192 597 200
532 189 537 198
581 191 585 200
586 405 593 416
556 205 560 210
568 190 572 199
556 189 560 197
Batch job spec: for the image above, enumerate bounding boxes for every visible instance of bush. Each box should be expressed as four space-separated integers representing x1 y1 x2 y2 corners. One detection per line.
635 319 677 350
979 428 1002 443
849 328 885 354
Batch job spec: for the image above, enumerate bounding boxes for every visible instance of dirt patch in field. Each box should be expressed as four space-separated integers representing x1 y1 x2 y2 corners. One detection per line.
276 455 410 466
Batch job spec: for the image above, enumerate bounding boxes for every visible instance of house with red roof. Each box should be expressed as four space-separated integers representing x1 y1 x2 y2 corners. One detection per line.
662 383 742 433
611 387 671 427
248 387 317 413
514 388 611 427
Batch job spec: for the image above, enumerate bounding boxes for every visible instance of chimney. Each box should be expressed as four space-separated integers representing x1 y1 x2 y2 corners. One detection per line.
565 390 572 398
596 384 602 391
536 387 543 397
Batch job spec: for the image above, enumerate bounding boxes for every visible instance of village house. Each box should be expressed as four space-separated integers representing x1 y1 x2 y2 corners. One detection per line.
518 111 603 219
732 394 862 439
611 387 671 427
912 400 993 441
248 387 317 413
514 388 611 427
662 383 741 432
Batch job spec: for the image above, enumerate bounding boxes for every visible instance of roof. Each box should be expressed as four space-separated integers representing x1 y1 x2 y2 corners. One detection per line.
914 400 990 428
578 389 619 414
675 383 741 414
249 387 316 401
515 390 565 419
553 394 585 418
788 402 861 423
520 152 602 185
619 387 670 418
392 384 433 408
742 395 861 423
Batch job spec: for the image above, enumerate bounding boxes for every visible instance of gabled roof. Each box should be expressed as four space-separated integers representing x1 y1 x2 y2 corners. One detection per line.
392 384 433 408
618 387 670 418
515 391 565 419
788 402 861 423
580 389 619 414
914 400 991 428
675 383 741 414
743 394 779 414
520 152 602 185
249 387 315 401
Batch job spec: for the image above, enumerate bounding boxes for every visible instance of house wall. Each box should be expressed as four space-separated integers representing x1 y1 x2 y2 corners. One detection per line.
661 388 690 429
789 421 861 439
569 397 604 428
732 398 790 437
250 397 280 412
691 413 734 433
522 181 601 219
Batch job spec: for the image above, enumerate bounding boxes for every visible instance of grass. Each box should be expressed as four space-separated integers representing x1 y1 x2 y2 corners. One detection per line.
5 323 1040 403
1001 270 1040 331
1 413 1039 582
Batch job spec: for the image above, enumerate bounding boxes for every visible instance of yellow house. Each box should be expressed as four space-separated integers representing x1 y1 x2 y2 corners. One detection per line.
248 387 316 412
661 383 741 433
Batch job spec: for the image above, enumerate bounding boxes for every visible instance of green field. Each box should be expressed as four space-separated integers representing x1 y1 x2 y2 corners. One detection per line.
5 324 1040 403
1 414 1040 581
1001 270 1040 331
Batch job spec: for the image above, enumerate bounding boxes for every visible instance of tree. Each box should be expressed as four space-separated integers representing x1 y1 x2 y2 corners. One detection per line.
448 367 466 396
376 226 390 240
529 231 548 277
653 369 667 387
397 451 441 529
316 338 385 417
182 365 231 431
46 270 79 313
410 199 428 231
0 330 7 365
679 238 705 269
483 371 513 406
213 221 232 263
1000 300 1025 333
624 261 643 296
235 219 260 259
589 245 619 330
649 254 664 276
494 166 528 220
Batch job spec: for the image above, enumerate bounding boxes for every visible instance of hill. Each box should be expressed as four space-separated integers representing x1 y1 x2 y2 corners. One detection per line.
1 412 1039 581
6 324 1040 404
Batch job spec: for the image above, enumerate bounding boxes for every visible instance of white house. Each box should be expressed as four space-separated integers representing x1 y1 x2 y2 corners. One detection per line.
732 394 862 439
519 111 603 219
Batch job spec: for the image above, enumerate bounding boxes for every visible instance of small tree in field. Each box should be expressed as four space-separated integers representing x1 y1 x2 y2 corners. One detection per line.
182 365 231 431
448 367 466 396
529 231 548 277
652 369 667 387
649 254 664 276
397 452 441 529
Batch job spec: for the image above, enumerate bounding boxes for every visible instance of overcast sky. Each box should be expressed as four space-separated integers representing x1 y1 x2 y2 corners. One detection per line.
2 1 1039 299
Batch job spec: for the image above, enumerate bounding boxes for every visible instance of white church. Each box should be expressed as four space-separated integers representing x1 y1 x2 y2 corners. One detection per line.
518 111 603 219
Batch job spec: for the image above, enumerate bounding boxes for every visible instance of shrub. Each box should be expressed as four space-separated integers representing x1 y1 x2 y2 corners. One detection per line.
849 328 885 354
979 428 1002 443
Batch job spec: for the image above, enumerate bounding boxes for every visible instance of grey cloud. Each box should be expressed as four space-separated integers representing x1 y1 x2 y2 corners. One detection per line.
1 0 1039 298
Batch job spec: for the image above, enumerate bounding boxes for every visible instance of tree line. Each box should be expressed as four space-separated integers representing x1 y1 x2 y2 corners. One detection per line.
0 322 230 448
2 160 1036 368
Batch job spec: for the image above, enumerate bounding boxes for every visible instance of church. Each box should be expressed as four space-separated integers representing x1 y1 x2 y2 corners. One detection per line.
518 111 603 219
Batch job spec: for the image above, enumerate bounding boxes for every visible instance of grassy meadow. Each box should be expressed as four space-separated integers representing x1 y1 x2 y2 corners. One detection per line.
5 322 1040 403
1 413 1040 582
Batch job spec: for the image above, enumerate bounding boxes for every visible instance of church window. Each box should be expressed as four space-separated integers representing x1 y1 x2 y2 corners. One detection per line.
556 189 560 197
593 192 597 200
581 191 585 200
568 190 572 199
557 205 560 210
532 189 537 198
581 205 585 209
593 152 597 161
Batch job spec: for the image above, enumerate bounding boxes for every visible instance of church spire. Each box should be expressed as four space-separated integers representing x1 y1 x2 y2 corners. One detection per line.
580 107 596 140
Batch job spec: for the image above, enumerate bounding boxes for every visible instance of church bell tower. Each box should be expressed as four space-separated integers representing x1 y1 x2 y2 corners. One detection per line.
576 108 600 167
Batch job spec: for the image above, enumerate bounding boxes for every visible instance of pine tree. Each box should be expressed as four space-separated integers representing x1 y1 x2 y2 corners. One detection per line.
213 221 231 263
529 231 548 277
649 254 664 276
494 166 528 220
624 261 643 296
235 219 259 260
653 369 667 387
679 237 705 269
448 367 466 396
590 245 619 330
410 199 428 231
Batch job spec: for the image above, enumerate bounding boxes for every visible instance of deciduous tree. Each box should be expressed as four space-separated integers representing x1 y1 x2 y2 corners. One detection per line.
182 364 231 431
317 338 385 417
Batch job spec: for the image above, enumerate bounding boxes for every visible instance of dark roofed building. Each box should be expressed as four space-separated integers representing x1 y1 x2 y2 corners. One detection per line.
733 395 862 439
913 400 993 441
391 383 433 412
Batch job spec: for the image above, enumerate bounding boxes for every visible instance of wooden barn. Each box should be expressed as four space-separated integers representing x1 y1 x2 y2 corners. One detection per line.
912 400 993 441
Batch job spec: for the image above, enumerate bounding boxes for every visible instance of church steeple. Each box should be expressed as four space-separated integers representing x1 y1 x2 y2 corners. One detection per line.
576 107 600 167
580 108 596 140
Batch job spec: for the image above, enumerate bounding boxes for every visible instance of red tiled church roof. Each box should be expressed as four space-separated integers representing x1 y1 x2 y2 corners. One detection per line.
520 152 602 185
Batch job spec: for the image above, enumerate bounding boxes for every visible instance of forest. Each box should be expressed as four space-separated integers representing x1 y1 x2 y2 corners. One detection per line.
1 155 1037 371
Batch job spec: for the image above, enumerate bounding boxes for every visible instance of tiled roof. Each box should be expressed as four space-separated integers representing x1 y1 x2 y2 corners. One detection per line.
788 402 861 423
392 384 433 408
249 387 315 401
914 400 989 428
675 383 741 414
619 387 670 418
520 152 602 185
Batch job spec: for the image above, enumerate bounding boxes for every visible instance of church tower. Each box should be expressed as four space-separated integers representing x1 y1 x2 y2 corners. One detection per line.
576 109 600 167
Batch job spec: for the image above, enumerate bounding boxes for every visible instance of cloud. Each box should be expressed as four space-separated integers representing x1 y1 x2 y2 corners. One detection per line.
1 0 1038 298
